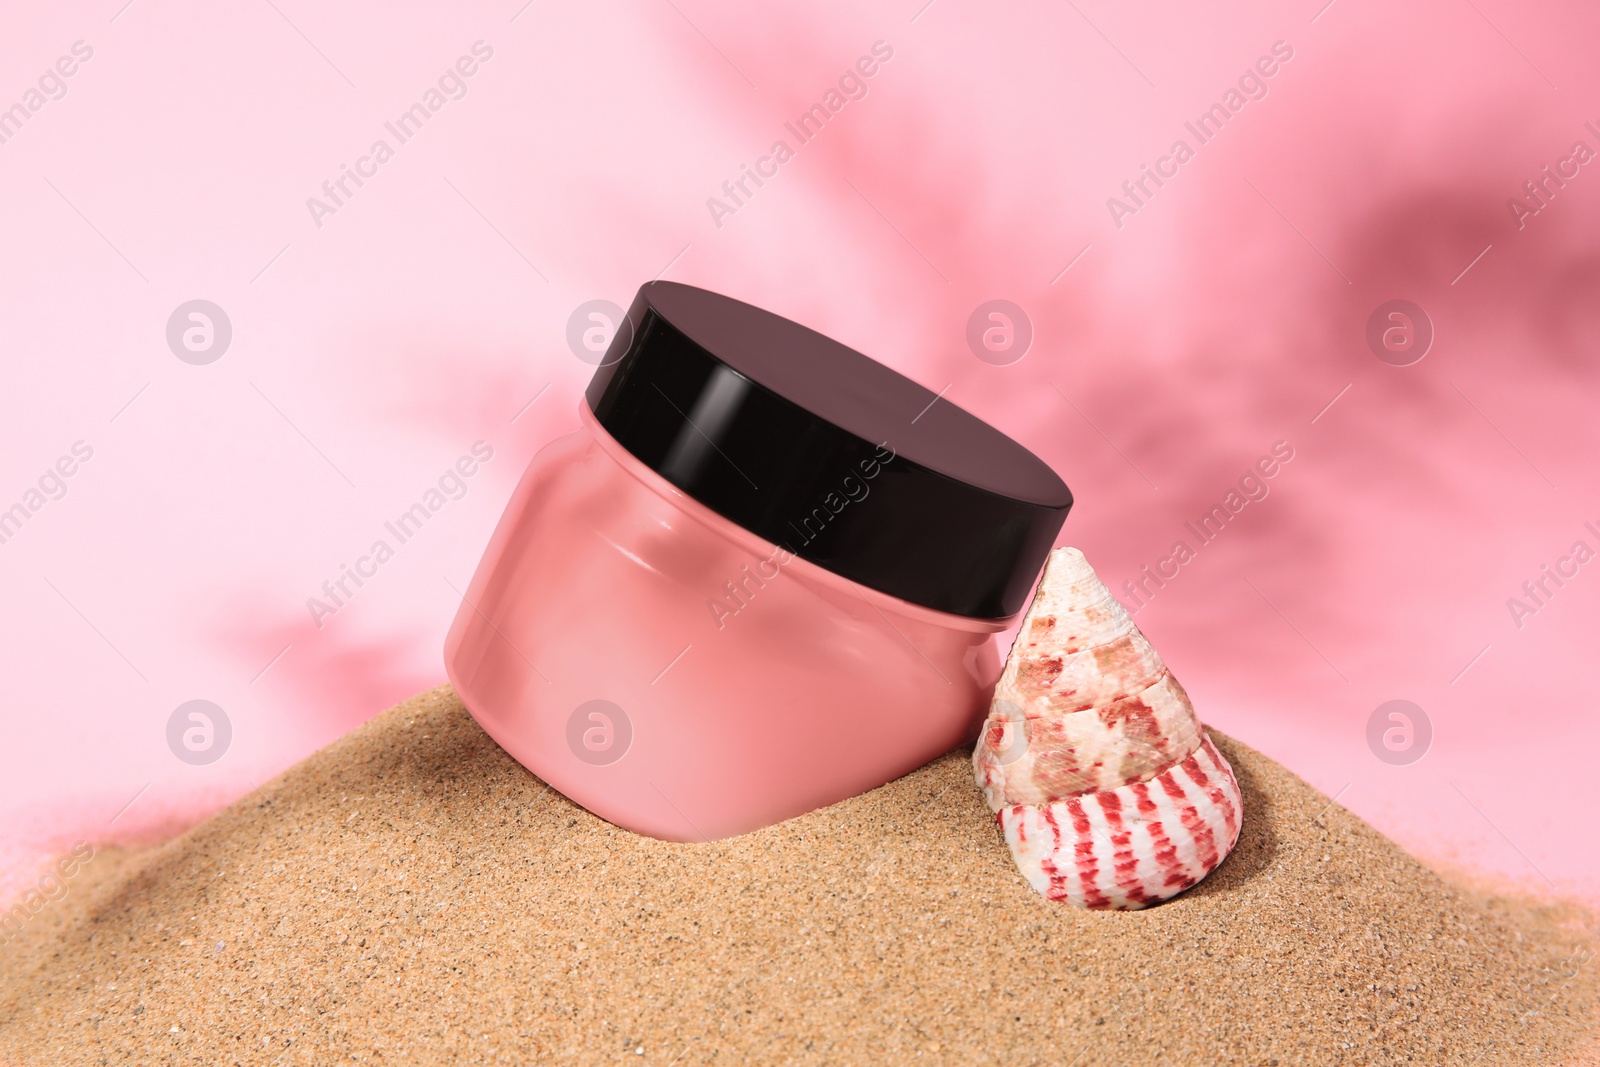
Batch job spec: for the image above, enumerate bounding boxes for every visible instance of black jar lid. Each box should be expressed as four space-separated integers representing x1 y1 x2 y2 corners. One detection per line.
584 282 1073 619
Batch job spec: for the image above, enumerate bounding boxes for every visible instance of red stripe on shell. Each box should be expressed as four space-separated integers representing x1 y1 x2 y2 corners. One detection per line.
1064 797 1110 909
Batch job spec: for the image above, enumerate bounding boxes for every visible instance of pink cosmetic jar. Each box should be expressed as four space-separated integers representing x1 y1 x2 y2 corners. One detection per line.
445 282 1072 840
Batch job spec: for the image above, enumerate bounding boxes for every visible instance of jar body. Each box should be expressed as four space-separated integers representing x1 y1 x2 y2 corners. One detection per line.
445 404 1008 841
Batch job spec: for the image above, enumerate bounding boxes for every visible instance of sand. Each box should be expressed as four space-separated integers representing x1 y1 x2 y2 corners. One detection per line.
1 685 1596 1066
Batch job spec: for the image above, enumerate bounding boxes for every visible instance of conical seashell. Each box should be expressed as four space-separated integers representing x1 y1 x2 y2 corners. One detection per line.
974 547 1243 910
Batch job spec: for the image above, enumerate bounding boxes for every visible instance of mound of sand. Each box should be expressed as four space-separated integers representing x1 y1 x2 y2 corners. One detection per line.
1 686 1595 1065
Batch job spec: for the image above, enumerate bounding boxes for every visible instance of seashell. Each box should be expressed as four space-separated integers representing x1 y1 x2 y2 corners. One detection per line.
974 547 1243 910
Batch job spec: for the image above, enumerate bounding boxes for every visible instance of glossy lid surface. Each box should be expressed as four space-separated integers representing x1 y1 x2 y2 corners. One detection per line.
585 282 1072 618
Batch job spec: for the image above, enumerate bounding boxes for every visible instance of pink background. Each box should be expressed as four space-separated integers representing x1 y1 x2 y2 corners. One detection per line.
2 0 1597 904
